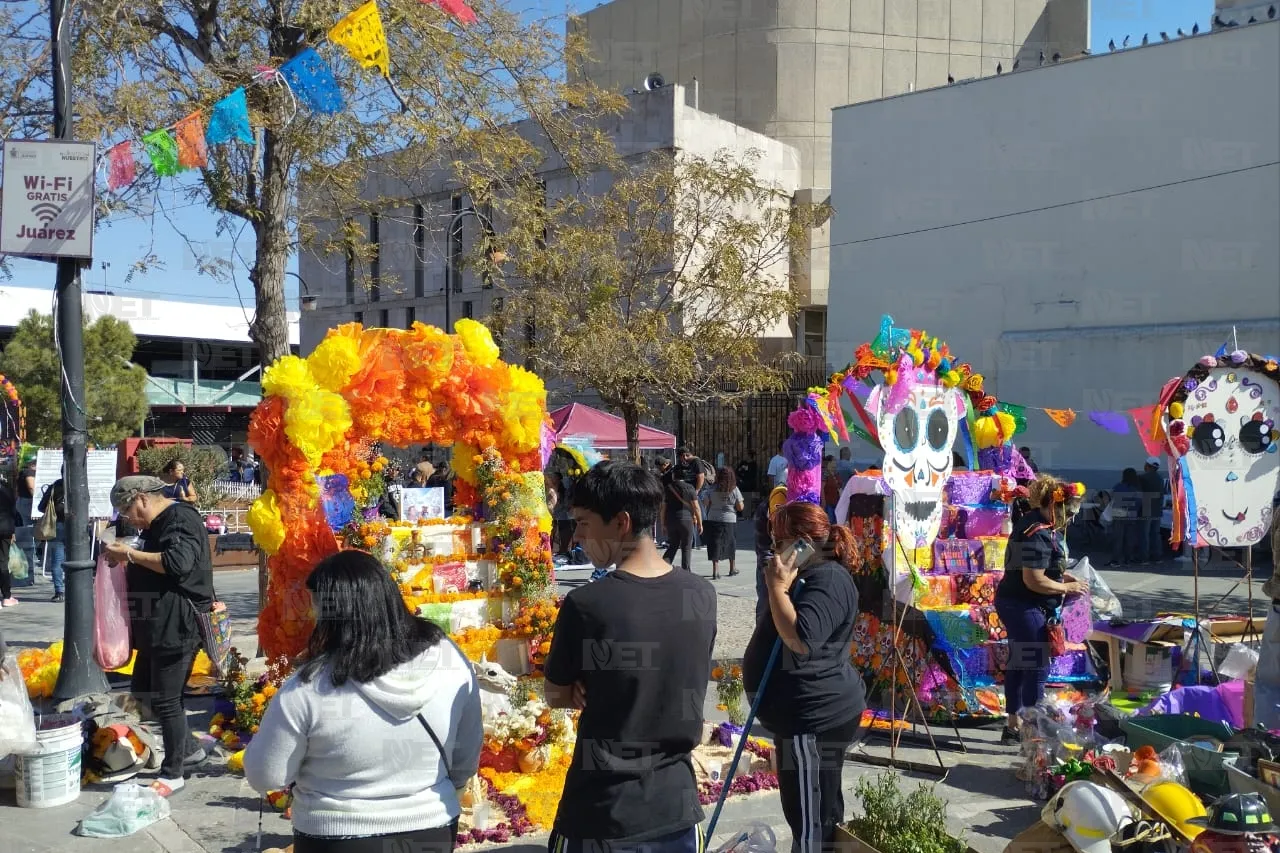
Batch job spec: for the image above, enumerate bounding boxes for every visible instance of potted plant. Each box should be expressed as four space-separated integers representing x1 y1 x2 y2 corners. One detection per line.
836 772 975 853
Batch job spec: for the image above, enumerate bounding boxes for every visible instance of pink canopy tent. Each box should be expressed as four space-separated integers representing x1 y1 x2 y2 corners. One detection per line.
549 403 677 451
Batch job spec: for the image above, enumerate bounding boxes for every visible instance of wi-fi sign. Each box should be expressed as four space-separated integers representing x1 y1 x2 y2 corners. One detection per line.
31 202 62 225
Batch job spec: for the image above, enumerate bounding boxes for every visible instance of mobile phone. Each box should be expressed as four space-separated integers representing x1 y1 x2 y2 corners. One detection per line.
778 538 814 565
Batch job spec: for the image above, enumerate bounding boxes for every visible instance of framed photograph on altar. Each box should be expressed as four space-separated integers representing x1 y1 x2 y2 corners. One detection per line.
1259 759 1280 787
399 487 445 522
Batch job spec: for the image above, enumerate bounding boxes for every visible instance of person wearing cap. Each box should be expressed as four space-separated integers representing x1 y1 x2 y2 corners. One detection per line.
102 475 214 798
1138 456 1166 565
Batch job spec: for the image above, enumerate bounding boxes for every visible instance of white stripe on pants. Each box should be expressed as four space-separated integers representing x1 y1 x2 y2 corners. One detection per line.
794 733 821 853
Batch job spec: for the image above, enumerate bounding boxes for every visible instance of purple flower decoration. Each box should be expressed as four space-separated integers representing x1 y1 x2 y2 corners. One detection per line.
1184 377 1199 391
1230 349 1248 364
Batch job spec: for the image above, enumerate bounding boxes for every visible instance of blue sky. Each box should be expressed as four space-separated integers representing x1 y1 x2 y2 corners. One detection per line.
4 0 1213 308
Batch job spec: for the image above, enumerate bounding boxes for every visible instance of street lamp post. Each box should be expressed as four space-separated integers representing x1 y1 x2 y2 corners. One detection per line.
442 206 496 330
285 271 317 312
51 0 108 701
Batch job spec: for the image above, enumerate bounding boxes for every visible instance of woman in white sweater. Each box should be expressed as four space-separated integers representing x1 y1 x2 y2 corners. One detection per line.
244 550 483 853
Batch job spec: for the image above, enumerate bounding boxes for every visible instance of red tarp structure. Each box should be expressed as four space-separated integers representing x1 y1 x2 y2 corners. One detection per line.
549 403 676 451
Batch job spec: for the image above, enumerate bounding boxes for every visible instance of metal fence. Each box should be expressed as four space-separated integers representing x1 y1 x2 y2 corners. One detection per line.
677 365 830 493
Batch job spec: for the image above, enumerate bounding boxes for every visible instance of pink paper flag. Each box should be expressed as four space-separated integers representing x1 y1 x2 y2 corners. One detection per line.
422 0 477 24
107 142 135 191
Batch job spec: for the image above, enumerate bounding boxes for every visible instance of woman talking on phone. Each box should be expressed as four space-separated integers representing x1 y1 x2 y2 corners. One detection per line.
742 501 865 853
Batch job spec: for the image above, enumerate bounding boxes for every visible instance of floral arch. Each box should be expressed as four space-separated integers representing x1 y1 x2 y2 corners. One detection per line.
246 319 554 660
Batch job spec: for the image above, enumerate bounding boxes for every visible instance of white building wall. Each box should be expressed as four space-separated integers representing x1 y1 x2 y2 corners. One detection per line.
299 85 802 355
828 22 1280 475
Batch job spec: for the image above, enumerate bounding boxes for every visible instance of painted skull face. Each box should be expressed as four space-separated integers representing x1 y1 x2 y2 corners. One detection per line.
1168 365 1280 547
872 361 963 549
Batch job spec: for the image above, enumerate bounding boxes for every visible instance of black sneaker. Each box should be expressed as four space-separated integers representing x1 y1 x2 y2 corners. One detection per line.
51 593 65 603
1000 726 1021 746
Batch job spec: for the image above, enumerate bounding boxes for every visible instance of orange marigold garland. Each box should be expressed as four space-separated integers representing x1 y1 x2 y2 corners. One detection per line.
247 319 554 660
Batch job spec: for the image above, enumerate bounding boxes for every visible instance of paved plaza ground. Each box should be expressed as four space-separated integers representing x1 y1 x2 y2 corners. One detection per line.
0 539 1267 852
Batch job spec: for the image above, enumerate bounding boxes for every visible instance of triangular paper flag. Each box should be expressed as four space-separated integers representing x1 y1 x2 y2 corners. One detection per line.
1043 408 1076 428
208 88 254 145
106 142 136 191
141 129 181 177
330 0 391 77
422 0 477 24
175 111 208 169
1088 411 1130 434
1129 406 1166 456
280 48 346 114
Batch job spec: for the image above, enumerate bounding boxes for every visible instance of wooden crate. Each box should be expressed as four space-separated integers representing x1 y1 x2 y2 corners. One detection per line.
834 825 979 853
1002 821 1074 853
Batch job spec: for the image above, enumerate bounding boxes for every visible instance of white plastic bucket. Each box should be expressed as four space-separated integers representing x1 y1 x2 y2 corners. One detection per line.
15 715 83 808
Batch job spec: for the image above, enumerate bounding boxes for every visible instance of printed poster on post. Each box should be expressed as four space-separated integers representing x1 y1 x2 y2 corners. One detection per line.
1 139 96 260
33 448 119 519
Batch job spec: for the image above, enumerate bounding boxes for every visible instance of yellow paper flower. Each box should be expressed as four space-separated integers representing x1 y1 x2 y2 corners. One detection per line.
262 355 317 401
972 412 1017 449
452 441 481 485
307 334 362 393
248 490 287 555
502 365 549 451
227 749 245 774
284 389 353 466
455 318 500 367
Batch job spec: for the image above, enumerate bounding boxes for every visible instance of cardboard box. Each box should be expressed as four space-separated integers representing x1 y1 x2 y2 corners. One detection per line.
1002 821 1073 853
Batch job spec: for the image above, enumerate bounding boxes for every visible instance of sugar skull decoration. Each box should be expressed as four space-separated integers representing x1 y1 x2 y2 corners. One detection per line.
1161 350 1280 548
847 319 967 551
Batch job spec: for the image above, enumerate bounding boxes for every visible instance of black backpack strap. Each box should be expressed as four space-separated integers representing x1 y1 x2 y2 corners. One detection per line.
416 713 452 779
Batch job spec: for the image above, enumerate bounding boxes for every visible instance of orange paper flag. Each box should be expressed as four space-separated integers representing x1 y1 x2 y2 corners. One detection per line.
175 111 208 169
1043 408 1076 428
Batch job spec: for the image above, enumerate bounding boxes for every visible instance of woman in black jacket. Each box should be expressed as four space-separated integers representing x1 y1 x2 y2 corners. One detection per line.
103 475 214 798
0 477 22 606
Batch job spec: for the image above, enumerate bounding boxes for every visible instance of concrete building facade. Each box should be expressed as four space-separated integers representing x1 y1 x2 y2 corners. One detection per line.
297 84 802 359
826 21 1280 476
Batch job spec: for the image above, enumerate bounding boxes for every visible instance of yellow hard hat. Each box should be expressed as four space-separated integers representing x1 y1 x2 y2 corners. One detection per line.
1142 781 1208 839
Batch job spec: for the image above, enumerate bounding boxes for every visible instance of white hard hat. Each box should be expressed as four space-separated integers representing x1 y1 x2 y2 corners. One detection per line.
1042 781 1136 853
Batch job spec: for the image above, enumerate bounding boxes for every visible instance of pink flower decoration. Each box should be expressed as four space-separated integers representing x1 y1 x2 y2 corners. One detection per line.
1198 356 1218 367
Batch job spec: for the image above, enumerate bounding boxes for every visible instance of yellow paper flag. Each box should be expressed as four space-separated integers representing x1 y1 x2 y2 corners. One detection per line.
329 0 390 77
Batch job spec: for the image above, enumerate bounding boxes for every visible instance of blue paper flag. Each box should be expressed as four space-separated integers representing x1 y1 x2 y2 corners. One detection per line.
1088 410 1131 434
281 48 345 114
207 88 254 145
1214 339 1231 359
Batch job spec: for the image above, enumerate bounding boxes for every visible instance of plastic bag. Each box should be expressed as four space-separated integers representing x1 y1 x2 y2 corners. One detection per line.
713 822 777 853
93 552 131 671
1220 643 1260 681
1072 557 1123 621
8 544 28 581
75 782 170 837
1154 743 1189 788
0 655 39 756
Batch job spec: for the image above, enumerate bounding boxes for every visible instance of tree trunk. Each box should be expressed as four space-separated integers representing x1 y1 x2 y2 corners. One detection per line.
250 127 293 652
621 402 641 464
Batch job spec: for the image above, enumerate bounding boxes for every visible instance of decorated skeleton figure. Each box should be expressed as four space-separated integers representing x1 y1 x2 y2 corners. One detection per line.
1161 352 1280 549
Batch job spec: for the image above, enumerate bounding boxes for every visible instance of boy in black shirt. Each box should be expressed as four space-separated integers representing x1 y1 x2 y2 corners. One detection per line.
544 462 717 853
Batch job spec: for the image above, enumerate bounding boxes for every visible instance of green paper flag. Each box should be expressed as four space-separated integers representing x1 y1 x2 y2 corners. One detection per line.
142 128 181 177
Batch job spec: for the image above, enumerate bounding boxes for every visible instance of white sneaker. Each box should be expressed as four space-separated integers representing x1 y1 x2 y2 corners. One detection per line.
1 598 18 607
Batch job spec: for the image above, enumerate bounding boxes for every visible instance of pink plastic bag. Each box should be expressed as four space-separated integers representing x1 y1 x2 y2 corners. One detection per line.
94 553 132 670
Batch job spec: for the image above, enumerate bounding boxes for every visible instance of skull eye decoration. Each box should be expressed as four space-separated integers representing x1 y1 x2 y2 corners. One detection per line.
894 407 919 452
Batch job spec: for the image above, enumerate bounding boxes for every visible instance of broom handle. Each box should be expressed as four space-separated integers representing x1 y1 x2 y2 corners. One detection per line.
705 578 806 844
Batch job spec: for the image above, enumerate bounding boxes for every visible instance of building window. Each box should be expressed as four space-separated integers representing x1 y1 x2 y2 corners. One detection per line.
344 222 356 304
449 194 464 294
377 308 389 328
354 310 364 325
369 212 381 302
801 308 826 364
463 300 474 319
413 203 425 298
405 306 416 328
480 200 496 289
535 179 547 249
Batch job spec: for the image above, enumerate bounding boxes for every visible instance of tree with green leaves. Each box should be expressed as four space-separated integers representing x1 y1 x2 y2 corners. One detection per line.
488 149 827 461
0 310 149 447
67 0 621 366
